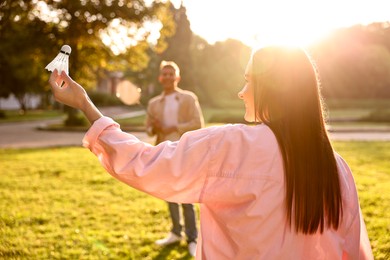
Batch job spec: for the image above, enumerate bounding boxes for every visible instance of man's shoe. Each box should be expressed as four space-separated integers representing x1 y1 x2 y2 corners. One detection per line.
155 232 181 246
188 241 197 257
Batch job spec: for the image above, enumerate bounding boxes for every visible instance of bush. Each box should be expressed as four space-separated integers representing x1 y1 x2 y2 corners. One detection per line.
208 112 246 124
64 113 88 126
360 109 390 122
88 91 123 106
326 99 390 109
0 110 6 119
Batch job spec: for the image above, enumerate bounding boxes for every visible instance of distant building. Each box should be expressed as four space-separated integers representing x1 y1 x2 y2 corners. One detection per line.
0 94 40 110
96 71 124 95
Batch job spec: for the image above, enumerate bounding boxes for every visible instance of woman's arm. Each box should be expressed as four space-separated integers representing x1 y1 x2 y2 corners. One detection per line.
83 117 212 203
48 69 103 124
48 70 214 203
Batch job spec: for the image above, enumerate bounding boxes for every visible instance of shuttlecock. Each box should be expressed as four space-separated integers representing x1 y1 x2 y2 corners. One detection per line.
45 45 71 74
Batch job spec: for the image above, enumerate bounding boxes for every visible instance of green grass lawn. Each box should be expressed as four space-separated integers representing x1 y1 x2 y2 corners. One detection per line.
0 110 65 123
0 142 389 259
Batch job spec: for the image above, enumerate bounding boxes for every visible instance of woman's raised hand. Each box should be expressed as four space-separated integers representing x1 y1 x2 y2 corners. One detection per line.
48 69 88 110
49 69 103 124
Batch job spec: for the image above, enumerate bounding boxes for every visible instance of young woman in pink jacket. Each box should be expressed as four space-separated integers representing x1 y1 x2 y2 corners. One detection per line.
49 46 373 259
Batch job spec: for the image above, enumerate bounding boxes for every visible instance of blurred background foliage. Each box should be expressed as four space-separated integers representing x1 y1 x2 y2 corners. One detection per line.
1 0 390 114
0 0 175 112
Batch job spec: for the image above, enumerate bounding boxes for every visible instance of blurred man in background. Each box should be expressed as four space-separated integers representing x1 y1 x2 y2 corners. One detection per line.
146 60 204 257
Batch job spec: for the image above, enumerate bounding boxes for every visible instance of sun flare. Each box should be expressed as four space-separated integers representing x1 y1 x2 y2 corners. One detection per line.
179 0 389 48
88 0 390 54
100 18 163 55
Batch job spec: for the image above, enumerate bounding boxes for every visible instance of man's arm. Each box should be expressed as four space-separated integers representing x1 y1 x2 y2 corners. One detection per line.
177 95 204 135
145 103 156 136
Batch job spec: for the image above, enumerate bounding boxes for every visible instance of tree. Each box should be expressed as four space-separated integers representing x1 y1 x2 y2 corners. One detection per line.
123 2 193 104
0 0 50 111
0 0 175 114
159 2 194 91
191 38 251 107
310 23 390 99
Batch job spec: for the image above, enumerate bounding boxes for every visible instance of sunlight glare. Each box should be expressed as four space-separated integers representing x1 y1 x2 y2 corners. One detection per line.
100 18 162 55
179 0 390 47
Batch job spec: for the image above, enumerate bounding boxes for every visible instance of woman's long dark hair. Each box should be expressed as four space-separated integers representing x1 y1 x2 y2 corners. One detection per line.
252 46 342 234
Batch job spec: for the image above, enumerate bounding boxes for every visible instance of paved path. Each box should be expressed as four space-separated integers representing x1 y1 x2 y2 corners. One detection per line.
0 107 154 149
0 108 389 148
0 119 155 148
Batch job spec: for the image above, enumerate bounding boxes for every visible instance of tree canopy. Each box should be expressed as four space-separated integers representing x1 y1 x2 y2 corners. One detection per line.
311 22 390 99
1 1 390 112
0 0 175 110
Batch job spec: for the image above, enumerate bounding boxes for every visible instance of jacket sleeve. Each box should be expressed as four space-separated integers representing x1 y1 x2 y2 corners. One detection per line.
145 101 155 137
335 155 373 260
177 94 204 135
83 116 210 203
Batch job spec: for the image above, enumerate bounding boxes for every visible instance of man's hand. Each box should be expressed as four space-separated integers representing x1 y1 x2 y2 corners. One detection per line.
151 119 177 135
151 118 162 132
161 126 178 135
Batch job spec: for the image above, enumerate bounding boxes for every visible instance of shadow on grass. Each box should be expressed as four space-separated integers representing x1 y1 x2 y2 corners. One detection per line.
153 242 193 260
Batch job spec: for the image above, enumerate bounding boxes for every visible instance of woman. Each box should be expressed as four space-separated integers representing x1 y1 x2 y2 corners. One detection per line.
49 46 373 259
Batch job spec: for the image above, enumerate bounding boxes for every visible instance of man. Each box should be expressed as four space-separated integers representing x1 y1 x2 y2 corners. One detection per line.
146 60 204 257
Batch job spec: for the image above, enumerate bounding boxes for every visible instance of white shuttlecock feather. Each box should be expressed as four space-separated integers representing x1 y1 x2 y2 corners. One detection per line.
45 45 71 74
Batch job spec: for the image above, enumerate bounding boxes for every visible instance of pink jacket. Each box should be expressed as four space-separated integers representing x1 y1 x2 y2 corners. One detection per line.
83 117 373 260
